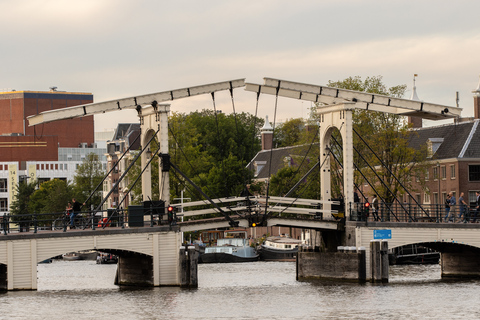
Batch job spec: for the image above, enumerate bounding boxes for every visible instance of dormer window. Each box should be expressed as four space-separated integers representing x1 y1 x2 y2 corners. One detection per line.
427 138 444 158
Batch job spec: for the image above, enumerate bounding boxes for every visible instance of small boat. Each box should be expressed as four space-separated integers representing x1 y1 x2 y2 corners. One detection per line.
62 250 98 261
199 230 258 263
62 252 81 261
389 245 440 265
96 252 118 264
259 235 303 261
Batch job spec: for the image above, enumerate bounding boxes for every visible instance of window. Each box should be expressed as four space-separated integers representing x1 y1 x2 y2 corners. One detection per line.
424 192 430 203
0 198 7 211
425 170 429 181
450 165 456 179
469 165 480 181
433 192 439 204
441 166 446 179
469 191 479 206
0 179 6 192
433 167 438 180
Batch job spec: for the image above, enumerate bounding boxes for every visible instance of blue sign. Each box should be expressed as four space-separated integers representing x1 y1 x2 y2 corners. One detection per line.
373 229 392 240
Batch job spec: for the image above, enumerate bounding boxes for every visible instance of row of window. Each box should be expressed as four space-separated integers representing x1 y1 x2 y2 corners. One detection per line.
422 165 480 182
420 191 479 205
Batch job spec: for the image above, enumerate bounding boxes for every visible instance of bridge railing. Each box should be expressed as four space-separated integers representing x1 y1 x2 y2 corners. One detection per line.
0 206 179 235
349 202 478 223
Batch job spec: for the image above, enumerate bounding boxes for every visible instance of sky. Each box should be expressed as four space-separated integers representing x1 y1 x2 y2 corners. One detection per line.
2 0 480 132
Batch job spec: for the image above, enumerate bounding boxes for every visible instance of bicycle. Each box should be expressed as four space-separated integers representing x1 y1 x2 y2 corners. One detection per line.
53 211 91 230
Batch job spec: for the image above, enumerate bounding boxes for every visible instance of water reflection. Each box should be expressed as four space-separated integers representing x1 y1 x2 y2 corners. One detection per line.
1 260 480 319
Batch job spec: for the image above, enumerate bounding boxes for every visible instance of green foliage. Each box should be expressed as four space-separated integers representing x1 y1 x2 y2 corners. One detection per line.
73 153 106 208
10 179 37 217
323 75 428 203
169 110 263 202
28 179 73 215
274 118 318 148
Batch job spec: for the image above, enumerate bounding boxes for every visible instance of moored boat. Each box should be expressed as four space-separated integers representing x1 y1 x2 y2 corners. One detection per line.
199 230 258 263
62 250 98 261
389 245 440 265
259 235 303 261
96 252 118 264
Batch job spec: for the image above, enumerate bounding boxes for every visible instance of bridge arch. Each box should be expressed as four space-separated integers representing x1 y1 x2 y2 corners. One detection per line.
319 104 355 218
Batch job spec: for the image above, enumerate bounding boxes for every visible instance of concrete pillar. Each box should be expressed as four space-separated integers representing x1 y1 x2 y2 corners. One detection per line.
115 253 153 286
441 251 480 278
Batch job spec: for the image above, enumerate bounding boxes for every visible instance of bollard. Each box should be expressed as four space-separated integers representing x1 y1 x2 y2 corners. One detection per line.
358 246 366 282
370 240 382 282
381 240 389 283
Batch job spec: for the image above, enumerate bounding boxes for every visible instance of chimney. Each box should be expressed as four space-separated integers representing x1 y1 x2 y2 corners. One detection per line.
261 115 273 150
472 74 480 119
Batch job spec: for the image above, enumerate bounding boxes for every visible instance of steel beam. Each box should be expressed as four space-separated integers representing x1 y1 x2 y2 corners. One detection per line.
27 79 245 126
245 77 461 120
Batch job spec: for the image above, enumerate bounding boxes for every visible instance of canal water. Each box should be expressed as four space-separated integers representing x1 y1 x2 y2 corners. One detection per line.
2 260 480 319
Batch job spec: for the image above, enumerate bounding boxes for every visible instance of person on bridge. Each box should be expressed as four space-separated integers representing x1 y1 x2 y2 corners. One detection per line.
458 192 468 223
70 198 85 227
474 191 480 223
444 193 454 222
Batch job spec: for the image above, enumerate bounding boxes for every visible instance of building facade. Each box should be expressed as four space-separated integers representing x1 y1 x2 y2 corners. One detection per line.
0 89 107 214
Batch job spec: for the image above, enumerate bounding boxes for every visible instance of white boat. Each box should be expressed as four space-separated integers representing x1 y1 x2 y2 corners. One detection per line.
259 235 303 261
199 230 258 263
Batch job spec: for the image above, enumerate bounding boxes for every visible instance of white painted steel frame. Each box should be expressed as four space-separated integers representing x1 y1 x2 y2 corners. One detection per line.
245 77 461 120
27 79 246 126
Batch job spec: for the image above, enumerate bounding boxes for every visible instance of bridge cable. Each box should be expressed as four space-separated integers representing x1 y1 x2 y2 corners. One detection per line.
352 127 432 220
274 149 331 217
276 125 320 198
82 131 142 210
263 82 281 219
210 92 228 193
94 128 160 214
170 162 239 227
167 123 239 217
330 134 407 222
329 138 393 221
100 144 163 229
330 134 400 221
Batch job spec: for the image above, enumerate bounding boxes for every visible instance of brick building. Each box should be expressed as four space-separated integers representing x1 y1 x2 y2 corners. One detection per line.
0 88 106 214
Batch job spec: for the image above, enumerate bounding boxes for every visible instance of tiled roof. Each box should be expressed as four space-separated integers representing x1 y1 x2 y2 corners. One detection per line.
247 144 318 179
248 120 480 179
410 120 480 159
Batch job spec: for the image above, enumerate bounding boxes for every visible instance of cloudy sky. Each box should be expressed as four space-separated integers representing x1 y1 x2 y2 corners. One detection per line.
2 0 480 132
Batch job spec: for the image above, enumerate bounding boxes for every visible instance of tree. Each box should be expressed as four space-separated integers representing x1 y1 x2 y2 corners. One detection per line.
29 179 73 214
322 75 428 204
73 153 106 208
169 110 263 202
274 118 319 148
10 179 37 231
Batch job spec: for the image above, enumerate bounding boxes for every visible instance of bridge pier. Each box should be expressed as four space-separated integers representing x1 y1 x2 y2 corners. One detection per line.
441 250 480 278
0 227 186 291
115 253 154 286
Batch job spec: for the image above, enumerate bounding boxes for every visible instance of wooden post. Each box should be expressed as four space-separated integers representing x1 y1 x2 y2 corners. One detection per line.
370 240 382 282
381 240 389 283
